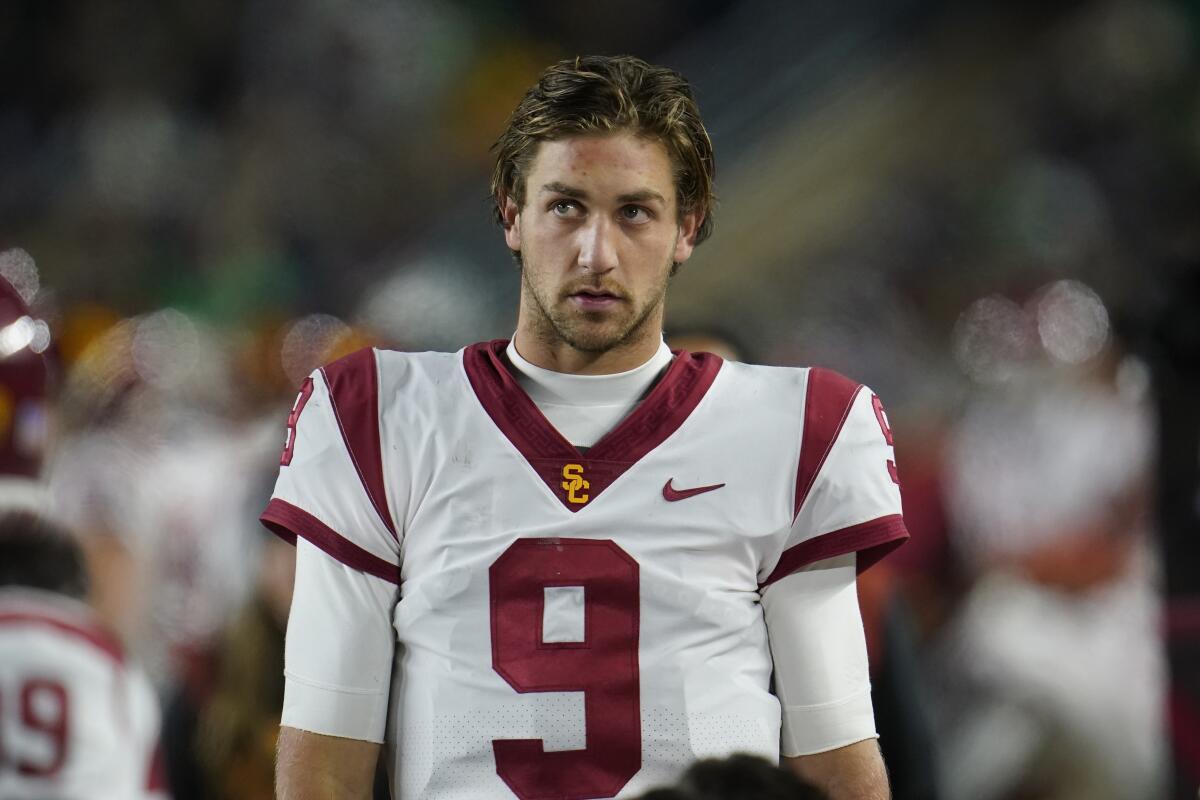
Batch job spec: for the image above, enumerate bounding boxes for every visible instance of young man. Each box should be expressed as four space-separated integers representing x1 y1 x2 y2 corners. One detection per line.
265 55 907 800
0 512 167 799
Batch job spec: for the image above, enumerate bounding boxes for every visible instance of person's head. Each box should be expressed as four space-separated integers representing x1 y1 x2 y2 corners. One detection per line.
633 754 827 800
492 56 717 366
0 511 88 599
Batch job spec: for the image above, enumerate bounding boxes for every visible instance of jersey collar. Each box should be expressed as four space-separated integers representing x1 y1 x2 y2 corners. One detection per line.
463 339 722 512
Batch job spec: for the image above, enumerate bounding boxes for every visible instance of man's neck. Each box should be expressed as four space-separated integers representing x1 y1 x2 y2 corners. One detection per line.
512 320 665 375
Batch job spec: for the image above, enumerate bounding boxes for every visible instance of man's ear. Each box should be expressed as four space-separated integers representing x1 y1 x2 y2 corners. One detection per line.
672 210 702 264
502 196 522 251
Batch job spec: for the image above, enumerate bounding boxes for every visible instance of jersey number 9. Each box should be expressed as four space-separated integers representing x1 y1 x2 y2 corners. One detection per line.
489 538 641 799
0 677 70 778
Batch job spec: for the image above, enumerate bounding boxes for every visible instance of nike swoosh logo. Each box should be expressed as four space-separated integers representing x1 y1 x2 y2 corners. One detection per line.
663 479 726 502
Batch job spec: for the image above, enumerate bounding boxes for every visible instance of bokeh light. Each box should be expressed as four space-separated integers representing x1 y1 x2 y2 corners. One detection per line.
281 313 351 387
131 309 201 392
1035 279 1110 365
952 295 1038 383
0 248 40 305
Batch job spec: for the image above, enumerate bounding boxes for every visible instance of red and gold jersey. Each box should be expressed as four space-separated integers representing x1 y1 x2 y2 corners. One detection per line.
0 589 165 799
262 341 907 799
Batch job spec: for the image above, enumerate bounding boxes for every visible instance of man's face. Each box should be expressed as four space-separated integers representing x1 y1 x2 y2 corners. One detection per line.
504 130 700 355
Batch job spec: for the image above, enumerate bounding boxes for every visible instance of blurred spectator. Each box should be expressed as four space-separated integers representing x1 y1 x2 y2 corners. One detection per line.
162 524 293 800
158 319 376 798
930 355 1166 800
0 511 167 798
47 310 275 686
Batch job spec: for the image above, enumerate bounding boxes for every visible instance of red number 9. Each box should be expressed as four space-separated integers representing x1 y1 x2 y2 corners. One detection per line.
489 538 641 800
871 394 900 485
280 377 314 466
0 679 70 777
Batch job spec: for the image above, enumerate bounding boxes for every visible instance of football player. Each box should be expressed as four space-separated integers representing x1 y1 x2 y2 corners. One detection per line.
0 512 167 798
266 55 907 800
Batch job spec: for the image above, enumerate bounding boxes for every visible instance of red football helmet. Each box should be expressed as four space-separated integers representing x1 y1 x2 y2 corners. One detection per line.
0 275 50 479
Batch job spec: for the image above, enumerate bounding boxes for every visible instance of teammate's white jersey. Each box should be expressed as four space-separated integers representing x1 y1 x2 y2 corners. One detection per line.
0 588 166 799
263 341 907 799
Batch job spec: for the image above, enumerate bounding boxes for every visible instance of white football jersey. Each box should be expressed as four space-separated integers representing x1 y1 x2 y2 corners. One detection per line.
0 589 165 799
263 341 907 799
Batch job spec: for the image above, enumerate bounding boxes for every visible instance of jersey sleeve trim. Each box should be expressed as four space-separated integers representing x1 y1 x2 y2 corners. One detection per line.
261 498 400 585
761 514 908 587
280 683 389 744
794 368 863 521
779 686 878 757
321 348 397 540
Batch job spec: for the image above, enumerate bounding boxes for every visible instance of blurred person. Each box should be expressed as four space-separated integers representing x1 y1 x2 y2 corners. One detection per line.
0 511 167 799
932 367 1166 800
162 523 295 800
266 55 907 800
48 312 276 688
635 753 827 800
0 274 174 797
156 320 380 799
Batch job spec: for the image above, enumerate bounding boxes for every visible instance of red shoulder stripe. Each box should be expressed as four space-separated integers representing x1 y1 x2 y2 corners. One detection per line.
0 610 125 665
261 499 400 585
761 514 909 587
321 348 396 539
794 368 863 521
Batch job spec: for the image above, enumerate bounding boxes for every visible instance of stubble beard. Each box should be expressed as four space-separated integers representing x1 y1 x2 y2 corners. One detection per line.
520 259 672 355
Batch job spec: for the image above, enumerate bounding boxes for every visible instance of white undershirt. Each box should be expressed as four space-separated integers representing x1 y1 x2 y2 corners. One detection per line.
505 339 674 448
282 340 876 755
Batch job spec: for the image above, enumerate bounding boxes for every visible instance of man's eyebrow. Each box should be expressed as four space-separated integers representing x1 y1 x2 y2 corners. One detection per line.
539 183 668 206
540 182 588 199
617 189 667 205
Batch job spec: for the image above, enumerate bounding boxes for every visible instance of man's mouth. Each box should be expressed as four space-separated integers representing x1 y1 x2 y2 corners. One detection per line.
571 288 620 299
568 288 623 309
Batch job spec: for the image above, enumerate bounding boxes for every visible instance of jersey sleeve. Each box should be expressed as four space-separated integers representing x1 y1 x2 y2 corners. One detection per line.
260 348 400 583
281 537 397 742
760 369 908 587
761 553 877 756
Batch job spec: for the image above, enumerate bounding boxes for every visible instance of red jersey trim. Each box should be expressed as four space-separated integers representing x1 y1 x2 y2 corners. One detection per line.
463 340 722 513
260 498 400 585
146 738 168 791
0 609 125 665
794 368 863 521
760 514 909 587
321 348 397 539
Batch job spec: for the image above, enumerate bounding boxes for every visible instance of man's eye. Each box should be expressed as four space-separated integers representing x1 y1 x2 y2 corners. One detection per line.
620 206 649 222
552 200 579 216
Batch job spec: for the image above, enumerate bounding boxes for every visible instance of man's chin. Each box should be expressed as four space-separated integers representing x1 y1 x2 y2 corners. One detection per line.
561 331 628 353
552 319 631 354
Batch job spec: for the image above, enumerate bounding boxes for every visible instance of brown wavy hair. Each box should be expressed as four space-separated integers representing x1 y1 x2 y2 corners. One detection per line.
491 55 717 246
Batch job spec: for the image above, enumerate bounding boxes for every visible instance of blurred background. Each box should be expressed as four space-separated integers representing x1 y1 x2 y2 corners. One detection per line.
1 0 1198 797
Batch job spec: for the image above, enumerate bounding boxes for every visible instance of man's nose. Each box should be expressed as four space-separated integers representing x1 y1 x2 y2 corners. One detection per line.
576 216 618 274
